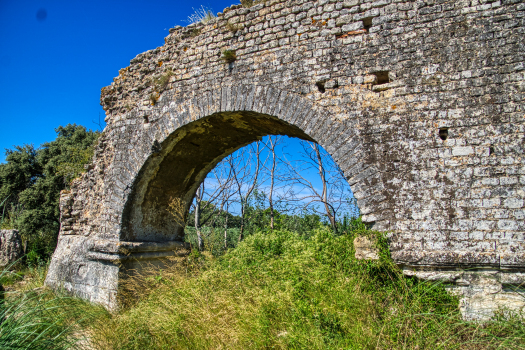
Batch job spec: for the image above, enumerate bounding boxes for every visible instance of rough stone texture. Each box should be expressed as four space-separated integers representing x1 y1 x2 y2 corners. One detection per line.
46 0 524 316
354 236 380 260
405 269 525 320
0 230 23 266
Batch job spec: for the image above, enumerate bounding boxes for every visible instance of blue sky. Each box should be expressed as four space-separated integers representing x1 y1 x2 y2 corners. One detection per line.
0 0 235 162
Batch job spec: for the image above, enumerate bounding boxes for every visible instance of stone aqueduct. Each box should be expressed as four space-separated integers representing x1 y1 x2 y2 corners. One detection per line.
46 0 524 317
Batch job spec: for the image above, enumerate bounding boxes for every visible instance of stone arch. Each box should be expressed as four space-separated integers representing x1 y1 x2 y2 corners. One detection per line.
45 0 524 317
45 83 392 309
114 84 385 243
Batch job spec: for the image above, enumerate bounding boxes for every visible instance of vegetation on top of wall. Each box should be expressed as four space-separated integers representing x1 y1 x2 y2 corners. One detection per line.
240 0 267 8
186 6 216 25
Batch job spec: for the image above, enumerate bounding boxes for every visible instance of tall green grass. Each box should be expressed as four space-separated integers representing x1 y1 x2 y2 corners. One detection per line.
93 226 525 349
0 266 109 350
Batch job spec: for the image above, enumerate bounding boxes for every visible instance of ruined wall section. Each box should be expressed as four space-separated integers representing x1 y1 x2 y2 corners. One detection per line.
60 0 524 272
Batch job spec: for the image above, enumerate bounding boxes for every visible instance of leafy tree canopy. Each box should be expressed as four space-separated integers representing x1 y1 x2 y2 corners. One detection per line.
0 124 99 263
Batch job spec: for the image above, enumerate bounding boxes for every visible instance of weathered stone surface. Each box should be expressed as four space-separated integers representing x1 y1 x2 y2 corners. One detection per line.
46 0 525 314
405 269 525 320
0 230 23 266
354 236 379 260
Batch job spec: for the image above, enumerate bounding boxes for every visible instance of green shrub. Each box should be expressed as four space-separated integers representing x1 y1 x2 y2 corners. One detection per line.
93 227 525 349
0 125 99 264
221 49 237 64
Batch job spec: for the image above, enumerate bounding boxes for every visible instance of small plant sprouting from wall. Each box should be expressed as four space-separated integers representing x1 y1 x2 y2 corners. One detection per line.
152 68 173 92
226 22 244 33
149 92 159 106
241 0 267 7
186 6 216 25
190 28 201 38
221 50 237 64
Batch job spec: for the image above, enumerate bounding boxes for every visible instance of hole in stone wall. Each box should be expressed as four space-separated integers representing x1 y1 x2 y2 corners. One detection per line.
316 81 326 93
439 127 449 140
143 115 149 124
373 71 390 85
363 17 375 31
489 145 495 155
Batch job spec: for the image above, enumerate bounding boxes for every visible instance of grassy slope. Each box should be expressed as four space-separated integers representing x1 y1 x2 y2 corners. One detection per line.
91 227 525 350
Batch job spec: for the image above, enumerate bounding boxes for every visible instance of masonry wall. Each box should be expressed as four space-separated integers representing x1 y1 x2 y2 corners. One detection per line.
46 0 524 312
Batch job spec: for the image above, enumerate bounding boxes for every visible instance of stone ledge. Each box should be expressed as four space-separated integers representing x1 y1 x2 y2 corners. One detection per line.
403 268 525 321
88 239 190 254
86 249 188 263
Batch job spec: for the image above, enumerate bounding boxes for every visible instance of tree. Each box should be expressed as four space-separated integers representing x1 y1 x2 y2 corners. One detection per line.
0 124 99 261
171 156 236 251
168 135 359 254
228 142 263 242
0 145 41 209
264 136 280 230
280 140 356 233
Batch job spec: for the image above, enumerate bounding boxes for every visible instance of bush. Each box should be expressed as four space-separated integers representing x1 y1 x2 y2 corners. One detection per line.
221 50 236 64
0 124 99 264
93 227 525 349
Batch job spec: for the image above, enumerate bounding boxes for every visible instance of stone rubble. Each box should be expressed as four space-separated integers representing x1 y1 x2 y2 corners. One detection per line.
0 230 23 267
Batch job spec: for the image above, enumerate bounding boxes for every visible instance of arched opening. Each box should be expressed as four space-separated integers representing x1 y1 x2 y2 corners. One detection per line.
180 133 360 254
121 111 315 242
120 110 355 244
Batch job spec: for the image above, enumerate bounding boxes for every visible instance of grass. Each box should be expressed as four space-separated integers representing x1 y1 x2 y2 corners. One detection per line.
221 49 237 64
186 6 215 25
88 226 525 349
1 224 522 349
0 265 109 350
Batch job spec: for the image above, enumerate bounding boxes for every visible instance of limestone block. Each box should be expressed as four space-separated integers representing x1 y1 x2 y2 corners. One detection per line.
354 236 379 260
0 230 23 266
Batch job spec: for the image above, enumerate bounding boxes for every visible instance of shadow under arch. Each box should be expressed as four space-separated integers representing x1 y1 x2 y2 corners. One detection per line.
121 110 316 243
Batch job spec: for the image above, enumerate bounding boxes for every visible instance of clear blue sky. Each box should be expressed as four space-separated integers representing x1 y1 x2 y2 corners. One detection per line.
0 0 235 162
